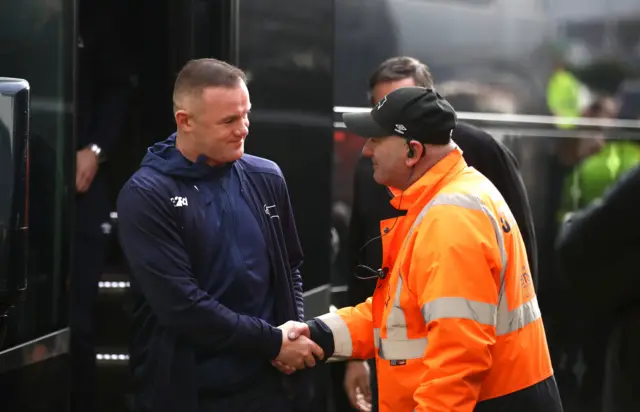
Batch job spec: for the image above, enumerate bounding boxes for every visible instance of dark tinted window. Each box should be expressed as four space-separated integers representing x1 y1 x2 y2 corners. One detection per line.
0 0 75 348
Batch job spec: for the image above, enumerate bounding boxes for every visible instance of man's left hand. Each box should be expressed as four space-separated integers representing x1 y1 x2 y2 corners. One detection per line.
76 147 99 193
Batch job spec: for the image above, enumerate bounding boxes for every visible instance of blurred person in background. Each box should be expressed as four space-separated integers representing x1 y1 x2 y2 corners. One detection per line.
556 162 640 412
553 93 640 412
70 0 134 410
557 95 640 226
334 56 539 412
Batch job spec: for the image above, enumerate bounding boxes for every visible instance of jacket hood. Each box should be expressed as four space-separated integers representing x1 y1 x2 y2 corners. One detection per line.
141 133 232 179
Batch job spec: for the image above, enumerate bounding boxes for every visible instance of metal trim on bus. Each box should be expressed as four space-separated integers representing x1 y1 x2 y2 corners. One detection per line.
334 106 640 130
0 328 70 374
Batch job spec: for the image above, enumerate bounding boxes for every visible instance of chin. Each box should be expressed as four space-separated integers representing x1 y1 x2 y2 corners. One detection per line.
207 150 244 166
232 141 245 158
372 170 388 186
231 147 245 160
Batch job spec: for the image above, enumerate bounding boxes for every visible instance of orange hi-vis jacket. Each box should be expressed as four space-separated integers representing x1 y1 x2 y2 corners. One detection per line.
317 148 557 412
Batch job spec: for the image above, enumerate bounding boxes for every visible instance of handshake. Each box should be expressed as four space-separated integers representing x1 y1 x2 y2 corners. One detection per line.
271 321 324 375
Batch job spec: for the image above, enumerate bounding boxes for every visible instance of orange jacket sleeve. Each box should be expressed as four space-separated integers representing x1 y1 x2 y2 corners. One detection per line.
317 297 376 361
408 201 502 412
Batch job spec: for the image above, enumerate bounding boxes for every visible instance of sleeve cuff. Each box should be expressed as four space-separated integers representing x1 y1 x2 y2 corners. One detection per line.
262 325 283 360
316 313 353 359
307 318 336 358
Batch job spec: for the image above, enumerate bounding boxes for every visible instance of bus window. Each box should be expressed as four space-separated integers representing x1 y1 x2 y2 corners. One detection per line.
0 77 29 348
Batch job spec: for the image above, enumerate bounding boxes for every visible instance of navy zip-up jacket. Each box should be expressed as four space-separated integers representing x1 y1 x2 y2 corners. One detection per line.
116 135 306 412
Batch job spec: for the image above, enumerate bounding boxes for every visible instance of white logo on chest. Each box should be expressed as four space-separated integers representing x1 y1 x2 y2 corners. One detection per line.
171 196 188 207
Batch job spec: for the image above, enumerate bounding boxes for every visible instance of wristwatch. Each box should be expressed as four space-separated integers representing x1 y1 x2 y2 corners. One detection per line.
88 143 105 163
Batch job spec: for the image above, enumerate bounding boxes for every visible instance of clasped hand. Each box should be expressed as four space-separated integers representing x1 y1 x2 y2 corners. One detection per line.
271 321 324 375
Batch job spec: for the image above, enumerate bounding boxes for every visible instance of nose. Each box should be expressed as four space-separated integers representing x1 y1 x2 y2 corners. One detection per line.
236 119 249 137
361 139 374 158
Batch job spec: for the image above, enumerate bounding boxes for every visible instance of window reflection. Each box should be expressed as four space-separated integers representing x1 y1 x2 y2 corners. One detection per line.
0 0 74 349
0 95 13 232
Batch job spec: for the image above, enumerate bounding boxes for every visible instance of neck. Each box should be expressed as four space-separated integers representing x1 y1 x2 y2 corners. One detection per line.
175 132 219 166
175 132 198 162
401 142 456 190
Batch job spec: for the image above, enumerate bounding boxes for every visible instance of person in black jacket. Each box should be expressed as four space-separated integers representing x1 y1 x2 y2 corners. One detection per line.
556 164 640 412
336 56 538 412
70 1 135 410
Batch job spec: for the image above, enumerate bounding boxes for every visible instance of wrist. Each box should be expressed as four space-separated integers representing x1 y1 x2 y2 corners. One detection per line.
265 326 283 360
87 143 105 162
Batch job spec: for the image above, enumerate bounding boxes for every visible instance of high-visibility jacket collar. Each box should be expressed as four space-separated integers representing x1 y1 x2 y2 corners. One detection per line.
388 146 467 211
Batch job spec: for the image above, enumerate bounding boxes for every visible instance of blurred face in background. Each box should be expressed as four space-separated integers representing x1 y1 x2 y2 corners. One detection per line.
370 77 416 107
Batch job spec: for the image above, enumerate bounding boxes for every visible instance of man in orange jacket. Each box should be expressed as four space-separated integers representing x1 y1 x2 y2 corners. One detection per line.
299 87 563 411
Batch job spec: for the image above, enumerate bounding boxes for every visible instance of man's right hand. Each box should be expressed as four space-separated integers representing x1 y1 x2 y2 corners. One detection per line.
274 321 324 371
76 147 99 193
344 360 372 411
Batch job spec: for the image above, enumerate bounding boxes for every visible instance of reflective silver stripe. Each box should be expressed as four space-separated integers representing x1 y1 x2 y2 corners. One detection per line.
429 193 508 286
317 313 353 358
497 295 542 336
420 295 543 336
373 328 380 349
379 337 427 360
387 276 408 340
421 297 497 326
383 274 427 360
381 192 510 361
379 195 454 360
380 211 434 360
382 275 427 360
420 193 544 336
427 193 510 330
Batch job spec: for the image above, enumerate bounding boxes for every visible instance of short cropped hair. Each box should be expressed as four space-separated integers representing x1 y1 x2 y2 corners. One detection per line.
368 56 435 103
173 58 246 110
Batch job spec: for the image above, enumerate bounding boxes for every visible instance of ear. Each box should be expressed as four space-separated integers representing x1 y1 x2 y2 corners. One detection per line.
405 140 423 167
174 109 193 132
